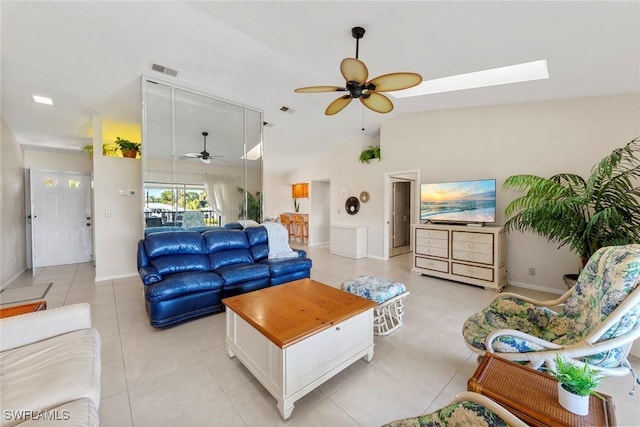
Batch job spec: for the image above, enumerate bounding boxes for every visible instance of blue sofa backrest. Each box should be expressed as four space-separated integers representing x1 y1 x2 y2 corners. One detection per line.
144 231 209 275
204 230 254 270
245 226 269 262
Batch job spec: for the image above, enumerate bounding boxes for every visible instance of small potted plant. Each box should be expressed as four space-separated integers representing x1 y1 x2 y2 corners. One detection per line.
550 355 604 416
359 145 381 163
115 137 140 158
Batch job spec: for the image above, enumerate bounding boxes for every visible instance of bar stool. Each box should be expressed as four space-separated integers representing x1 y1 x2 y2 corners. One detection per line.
279 213 294 241
293 214 308 243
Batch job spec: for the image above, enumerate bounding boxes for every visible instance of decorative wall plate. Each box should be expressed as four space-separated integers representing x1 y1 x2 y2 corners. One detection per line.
359 191 370 203
345 196 360 215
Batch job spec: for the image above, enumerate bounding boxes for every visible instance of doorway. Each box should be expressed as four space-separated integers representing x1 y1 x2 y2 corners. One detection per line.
391 180 411 256
384 170 420 260
28 170 93 268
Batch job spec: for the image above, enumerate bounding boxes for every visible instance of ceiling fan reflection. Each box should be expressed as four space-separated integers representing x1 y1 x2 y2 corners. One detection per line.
180 131 228 163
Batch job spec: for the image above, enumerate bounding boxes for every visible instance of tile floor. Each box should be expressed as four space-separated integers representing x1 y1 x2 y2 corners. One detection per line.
5 244 640 426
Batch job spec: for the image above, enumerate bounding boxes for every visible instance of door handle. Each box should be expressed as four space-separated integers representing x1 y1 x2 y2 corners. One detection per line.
86 223 91 226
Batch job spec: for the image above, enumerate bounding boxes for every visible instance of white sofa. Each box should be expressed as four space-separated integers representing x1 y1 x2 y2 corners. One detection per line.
0 303 101 426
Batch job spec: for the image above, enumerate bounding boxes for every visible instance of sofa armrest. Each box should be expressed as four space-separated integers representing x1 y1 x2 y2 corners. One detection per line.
139 266 162 285
295 249 307 258
0 303 92 351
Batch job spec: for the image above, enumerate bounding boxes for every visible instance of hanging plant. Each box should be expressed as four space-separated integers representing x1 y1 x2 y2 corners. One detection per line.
359 145 381 163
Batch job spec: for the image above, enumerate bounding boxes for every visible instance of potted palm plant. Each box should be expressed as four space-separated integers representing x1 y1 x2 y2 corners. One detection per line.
503 137 640 271
550 355 603 415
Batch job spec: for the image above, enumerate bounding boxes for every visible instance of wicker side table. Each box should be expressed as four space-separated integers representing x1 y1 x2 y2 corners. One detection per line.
468 353 616 427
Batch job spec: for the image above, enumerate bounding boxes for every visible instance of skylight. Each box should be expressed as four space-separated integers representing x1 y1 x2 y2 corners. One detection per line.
241 142 262 161
390 60 549 99
33 95 53 105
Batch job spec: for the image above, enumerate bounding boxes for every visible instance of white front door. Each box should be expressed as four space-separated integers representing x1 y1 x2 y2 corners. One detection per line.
30 170 93 267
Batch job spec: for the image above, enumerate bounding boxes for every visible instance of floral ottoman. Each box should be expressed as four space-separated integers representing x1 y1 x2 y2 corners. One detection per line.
342 276 409 335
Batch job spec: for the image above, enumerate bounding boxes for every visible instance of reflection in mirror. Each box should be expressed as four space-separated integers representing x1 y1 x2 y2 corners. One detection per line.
142 78 263 232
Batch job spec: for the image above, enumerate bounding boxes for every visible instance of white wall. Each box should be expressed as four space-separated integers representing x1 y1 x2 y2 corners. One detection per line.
1 118 27 287
285 94 640 293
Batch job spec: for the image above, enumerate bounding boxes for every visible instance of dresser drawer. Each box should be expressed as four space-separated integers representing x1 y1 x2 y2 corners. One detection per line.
416 245 448 258
452 231 494 245
416 236 449 249
452 262 494 282
415 256 449 273
416 229 449 240
452 249 493 265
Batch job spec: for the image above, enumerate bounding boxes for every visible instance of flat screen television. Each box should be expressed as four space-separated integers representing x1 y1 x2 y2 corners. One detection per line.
420 179 496 224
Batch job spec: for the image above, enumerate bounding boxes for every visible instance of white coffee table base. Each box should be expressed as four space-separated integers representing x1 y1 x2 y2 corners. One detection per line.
225 308 374 420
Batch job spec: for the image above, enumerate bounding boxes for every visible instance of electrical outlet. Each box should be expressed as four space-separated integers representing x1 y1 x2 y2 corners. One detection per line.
528 267 536 276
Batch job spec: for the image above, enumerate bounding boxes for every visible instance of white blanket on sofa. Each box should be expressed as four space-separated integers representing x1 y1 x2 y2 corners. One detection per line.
262 222 299 259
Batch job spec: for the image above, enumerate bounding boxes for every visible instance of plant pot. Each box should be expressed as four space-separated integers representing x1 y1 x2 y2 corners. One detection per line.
557 383 589 416
122 149 138 158
563 273 579 289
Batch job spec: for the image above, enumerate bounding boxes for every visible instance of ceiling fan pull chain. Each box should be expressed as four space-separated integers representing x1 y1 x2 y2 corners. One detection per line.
362 105 365 131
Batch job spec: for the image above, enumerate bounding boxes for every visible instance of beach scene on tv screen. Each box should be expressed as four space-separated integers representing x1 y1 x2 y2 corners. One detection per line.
421 180 496 222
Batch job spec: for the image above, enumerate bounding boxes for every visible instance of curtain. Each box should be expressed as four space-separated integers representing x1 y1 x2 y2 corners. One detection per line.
204 175 240 225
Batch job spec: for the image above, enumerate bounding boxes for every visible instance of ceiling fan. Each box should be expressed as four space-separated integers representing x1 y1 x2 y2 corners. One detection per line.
295 26 422 115
180 132 227 164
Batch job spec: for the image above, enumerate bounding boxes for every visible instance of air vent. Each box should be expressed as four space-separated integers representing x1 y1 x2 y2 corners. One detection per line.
279 106 290 112
151 63 178 77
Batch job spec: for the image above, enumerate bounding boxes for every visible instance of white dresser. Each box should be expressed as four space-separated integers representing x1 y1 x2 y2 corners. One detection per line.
330 225 367 259
412 223 507 290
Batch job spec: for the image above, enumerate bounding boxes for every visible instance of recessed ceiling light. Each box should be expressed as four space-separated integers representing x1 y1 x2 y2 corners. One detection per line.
391 59 549 99
33 95 53 105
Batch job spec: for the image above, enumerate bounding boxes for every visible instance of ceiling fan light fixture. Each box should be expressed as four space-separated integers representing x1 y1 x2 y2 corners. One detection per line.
295 26 422 116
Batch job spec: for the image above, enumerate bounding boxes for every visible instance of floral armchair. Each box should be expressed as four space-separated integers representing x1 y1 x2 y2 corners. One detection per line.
381 392 527 427
462 244 640 378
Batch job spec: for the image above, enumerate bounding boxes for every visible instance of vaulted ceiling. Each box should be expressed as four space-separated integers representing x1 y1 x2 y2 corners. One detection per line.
2 1 639 175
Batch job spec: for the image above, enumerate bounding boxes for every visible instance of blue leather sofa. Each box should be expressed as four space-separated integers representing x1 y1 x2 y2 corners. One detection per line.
137 226 312 327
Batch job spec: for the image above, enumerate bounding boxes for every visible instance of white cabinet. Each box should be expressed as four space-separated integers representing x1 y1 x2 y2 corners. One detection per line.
412 224 507 290
225 308 374 419
330 225 367 259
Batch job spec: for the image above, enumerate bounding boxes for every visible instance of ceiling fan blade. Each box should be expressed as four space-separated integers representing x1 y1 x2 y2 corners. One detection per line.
340 58 368 84
325 95 352 116
368 72 423 92
294 85 346 93
182 153 201 158
360 92 393 114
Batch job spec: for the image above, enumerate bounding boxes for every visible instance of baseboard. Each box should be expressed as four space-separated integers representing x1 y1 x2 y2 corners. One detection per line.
366 254 386 261
1 267 27 291
94 272 138 282
308 240 329 247
507 280 565 295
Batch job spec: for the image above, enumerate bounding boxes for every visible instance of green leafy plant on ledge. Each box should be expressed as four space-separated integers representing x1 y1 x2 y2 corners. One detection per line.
359 145 381 163
81 137 140 158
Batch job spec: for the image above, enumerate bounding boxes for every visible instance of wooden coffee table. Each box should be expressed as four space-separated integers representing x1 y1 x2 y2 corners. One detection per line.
0 300 47 318
468 353 616 426
222 278 377 419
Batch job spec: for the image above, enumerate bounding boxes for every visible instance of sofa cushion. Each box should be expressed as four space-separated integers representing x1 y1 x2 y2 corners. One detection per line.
151 254 210 276
203 229 249 252
144 231 205 257
145 271 224 302
261 257 312 277
245 226 269 261
215 263 270 286
0 329 100 427
16 398 98 427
